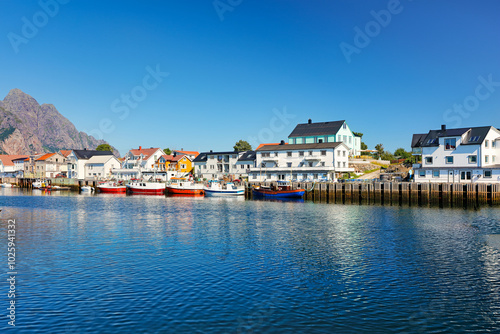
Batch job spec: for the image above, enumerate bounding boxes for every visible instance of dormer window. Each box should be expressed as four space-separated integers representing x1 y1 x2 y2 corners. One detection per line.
469 136 480 142
427 138 437 144
444 138 456 150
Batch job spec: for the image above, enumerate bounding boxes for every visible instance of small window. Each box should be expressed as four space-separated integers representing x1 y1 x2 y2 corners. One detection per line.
349 136 352 144
343 162 346 167
485 140 489 148
287 162 292 168
343 123 346 129
309 151 313 156
321 150 326 156
445 156 453 164
287 152 292 157
337 162 341 167
468 155 477 163
299 151 304 157
484 170 492 178
425 157 433 165
493 156 496 163
320 162 325 167
493 141 496 148
444 138 456 150
343 151 346 157
485 156 489 163
274 152 278 157
433 170 439 178
308 162 313 167
419 170 425 177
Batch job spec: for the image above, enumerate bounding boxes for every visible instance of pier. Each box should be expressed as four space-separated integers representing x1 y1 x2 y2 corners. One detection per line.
246 181 500 208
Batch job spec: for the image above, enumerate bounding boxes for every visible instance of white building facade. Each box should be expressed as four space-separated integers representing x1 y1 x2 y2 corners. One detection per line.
248 142 353 182
288 119 362 156
84 156 121 180
193 150 255 180
412 125 500 183
67 149 114 180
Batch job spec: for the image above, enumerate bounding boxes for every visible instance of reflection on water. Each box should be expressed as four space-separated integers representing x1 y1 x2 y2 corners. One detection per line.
1 188 500 333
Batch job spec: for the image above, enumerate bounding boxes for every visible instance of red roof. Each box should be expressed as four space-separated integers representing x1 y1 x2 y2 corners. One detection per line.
59 150 72 157
158 154 188 162
256 143 287 150
129 147 161 160
174 150 199 157
0 155 29 166
35 153 56 161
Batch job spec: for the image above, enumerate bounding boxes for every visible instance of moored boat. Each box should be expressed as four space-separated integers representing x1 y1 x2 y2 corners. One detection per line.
81 186 93 192
97 181 127 193
252 181 305 199
204 181 244 197
166 178 204 196
127 180 166 195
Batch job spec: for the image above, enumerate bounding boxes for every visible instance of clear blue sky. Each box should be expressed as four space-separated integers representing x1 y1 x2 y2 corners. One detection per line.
1 0 499 155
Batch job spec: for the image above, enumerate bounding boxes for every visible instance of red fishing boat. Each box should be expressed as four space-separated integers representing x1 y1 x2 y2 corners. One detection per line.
97 181 127 193
166 178 204 195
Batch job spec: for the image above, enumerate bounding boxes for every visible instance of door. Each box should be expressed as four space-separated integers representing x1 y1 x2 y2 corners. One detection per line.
448 170 453 183
460 171 472 182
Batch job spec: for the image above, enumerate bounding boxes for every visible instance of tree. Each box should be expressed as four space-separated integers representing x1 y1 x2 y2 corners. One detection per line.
96 144 112 152
163 148 172 155
394 148 411 159
375 143 384 158
361 142 368 150
381 152 395 161
352 132 363 138
233 140 252 152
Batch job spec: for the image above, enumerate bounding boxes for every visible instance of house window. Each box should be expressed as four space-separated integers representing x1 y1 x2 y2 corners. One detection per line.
299 151 304 157
309 151 313 156
337 150 340 156
419 170 425 177
343 151 346 157
445 156 454 164
287 152 292 157
343 162 346 167
203 165 207 169
210 165 214 169
321 150 326 156
252 174 257 179
493 156 496 163
433 170 440 178
425 157 433 165
337 162 340 168
484 170 492 178
338 135 341 141
349 136 352 144
287 162 292 168
343 123 346 129
493 141 496 148
468 155 477 163
444 138 456 150
485 140 489 148
320 162 325 167
274 152 278 157
343 135 347 142
181 164 186 169
308 162 313 167
485 156 489 163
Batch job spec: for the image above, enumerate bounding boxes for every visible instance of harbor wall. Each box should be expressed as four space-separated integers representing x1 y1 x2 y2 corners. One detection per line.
247 181 500 208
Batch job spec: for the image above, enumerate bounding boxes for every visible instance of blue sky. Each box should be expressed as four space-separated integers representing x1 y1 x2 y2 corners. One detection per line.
1 0 499 155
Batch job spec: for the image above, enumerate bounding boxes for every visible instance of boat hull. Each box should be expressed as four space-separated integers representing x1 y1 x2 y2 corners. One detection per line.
204 189 244 197
252 189 305 198
166 187 204 195
98 186 127 193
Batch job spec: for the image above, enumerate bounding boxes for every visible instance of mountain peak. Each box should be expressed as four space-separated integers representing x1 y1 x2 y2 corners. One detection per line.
0 89 119 156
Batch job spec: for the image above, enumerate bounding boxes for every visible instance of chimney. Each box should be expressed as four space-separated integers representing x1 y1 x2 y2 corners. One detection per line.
280 140 285 145
441 124 446 131
173 152 177 157
210 150 213 153
139 146 142 150
308 119 312 124
181 148 184 151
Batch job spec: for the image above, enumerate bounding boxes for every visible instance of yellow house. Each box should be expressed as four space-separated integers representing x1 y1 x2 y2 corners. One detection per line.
155 154 193 174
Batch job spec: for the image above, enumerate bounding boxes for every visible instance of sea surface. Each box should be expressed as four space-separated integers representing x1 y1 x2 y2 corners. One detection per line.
1 188 500 333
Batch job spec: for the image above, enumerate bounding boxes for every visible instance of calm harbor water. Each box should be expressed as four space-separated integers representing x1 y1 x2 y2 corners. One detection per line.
1 188 500 333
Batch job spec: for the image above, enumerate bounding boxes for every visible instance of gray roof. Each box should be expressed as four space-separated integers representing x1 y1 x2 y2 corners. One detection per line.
238 151 256 161
288 120 345 138
412 126 496 148
192 150 241 163
257 142 344 151
73 149 113 159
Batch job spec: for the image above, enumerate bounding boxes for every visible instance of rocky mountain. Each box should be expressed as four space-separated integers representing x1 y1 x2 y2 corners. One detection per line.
0 89 119 156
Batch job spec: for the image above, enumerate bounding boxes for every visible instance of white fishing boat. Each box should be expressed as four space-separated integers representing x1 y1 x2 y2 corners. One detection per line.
204 181 244 197
1 183 13 188
127 179 166 195
81 186 93 192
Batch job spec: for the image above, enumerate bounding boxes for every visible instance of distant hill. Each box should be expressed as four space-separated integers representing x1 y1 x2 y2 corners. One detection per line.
0 88 119 156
